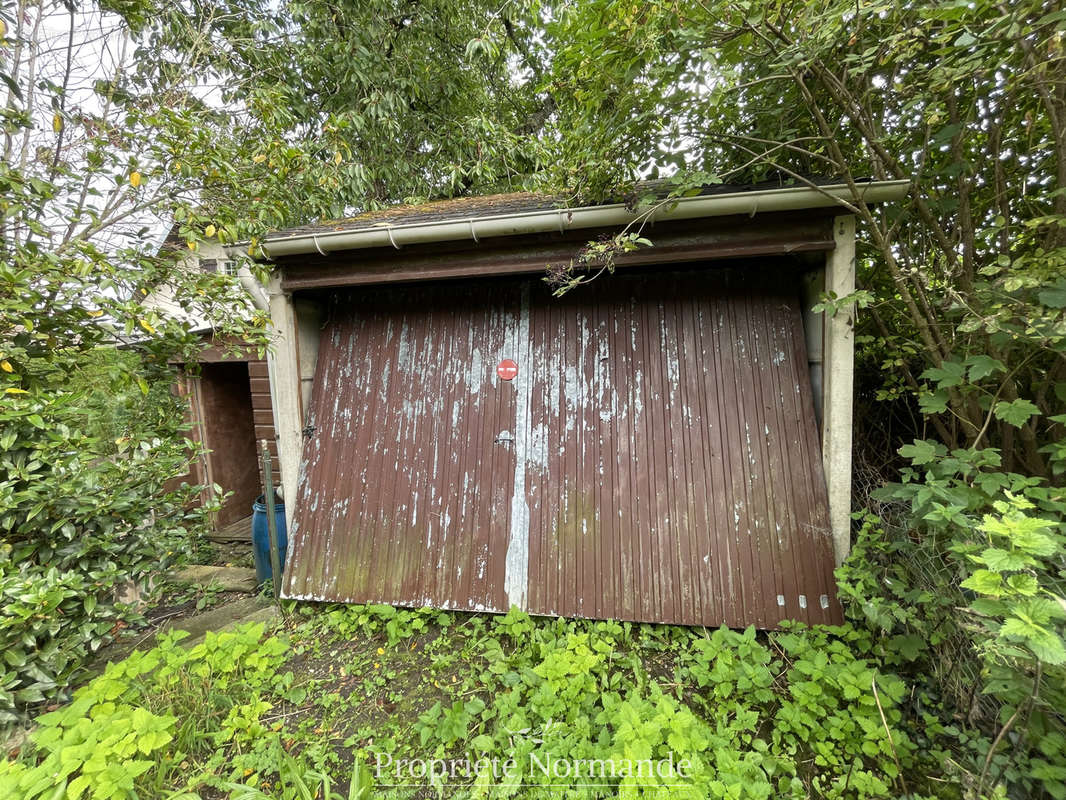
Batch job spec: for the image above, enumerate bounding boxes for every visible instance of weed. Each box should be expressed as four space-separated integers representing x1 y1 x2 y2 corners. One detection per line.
1 606 946 799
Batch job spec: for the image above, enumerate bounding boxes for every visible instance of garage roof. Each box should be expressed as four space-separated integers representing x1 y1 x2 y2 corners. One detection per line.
260 179 909 258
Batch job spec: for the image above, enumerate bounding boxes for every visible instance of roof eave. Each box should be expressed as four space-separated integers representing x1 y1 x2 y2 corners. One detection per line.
259 180 910 260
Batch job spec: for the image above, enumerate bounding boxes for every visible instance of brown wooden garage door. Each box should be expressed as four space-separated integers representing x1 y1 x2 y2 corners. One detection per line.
282 265 841 627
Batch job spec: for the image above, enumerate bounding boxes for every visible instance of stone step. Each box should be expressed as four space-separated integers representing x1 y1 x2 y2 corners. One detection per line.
174 565 258 593
163 596 280 648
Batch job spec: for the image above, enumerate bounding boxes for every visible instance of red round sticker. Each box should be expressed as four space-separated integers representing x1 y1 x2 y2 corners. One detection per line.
497 359 518 381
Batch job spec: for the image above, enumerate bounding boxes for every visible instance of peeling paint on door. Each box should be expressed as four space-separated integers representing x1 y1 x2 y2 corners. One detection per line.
282 266 840 628
504 283 531 609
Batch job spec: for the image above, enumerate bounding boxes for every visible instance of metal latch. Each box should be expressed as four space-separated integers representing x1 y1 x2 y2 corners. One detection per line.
494 431 514 445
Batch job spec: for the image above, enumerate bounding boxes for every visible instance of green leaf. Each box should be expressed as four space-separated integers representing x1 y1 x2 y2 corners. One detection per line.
1023 597 1066 624
961 569 1003 596
1038 279 1066 309
67 774 90 800
13 685 46 703
981 513 1059 555
975 472 1009 496
979 548 1032 572
921 361 966 389
918 390 949 415
965 355 1006 381
887 634 926 661
899 440 942 465
993 399 1040 428
1001 618 1066 665
1005 574 1039 596
970 598 1009 618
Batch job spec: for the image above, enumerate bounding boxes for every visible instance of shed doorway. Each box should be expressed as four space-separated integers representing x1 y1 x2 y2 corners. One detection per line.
284 263 840 628
197 362 260 527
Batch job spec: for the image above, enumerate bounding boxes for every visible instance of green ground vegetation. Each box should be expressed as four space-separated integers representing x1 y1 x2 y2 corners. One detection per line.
0 605 944 800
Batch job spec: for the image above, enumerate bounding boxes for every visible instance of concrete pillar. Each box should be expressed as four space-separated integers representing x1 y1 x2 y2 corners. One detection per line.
267 273 303 529
823 215 856 565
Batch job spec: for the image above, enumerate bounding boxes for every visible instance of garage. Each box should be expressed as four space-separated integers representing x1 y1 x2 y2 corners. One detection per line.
261 180 908 628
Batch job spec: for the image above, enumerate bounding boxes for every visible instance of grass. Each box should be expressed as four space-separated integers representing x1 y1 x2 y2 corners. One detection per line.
0 602 947 800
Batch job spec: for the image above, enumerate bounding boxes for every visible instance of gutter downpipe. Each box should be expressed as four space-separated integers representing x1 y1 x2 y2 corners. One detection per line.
802 269 825 428
237 266 270 312
260 181 910 259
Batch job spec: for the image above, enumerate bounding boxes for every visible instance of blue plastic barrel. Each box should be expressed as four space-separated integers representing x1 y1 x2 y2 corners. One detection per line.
252 494 287 588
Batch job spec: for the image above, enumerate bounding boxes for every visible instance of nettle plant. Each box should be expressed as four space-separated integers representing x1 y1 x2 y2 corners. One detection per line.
958 495 1066 666
884 444 1066 668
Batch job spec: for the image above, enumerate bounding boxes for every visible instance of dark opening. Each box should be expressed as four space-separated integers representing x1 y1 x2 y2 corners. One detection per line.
199 362 260 527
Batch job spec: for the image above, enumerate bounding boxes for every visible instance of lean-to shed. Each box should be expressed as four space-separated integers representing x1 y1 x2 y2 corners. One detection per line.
261 180 907 628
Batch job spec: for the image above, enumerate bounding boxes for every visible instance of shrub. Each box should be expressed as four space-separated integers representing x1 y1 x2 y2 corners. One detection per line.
838 444 1066 798
0 388 203 725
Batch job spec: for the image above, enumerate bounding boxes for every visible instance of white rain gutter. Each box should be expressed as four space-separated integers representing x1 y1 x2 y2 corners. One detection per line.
260 180 910 259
